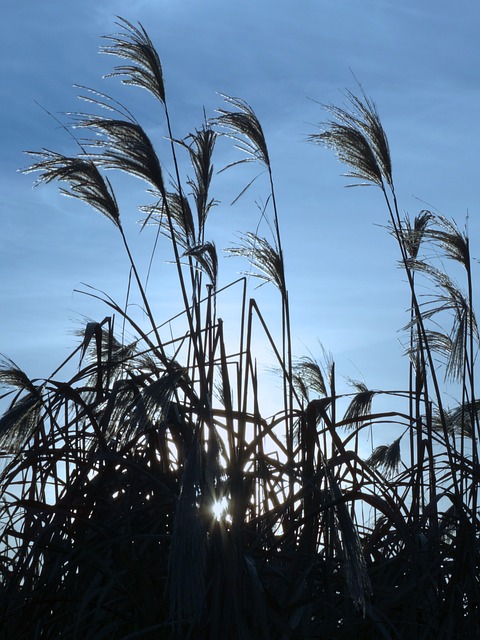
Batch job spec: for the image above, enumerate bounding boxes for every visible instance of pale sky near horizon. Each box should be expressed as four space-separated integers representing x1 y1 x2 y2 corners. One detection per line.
1 1 480 417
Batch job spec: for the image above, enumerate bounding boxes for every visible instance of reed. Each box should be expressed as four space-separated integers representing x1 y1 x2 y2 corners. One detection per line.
0 19 478 639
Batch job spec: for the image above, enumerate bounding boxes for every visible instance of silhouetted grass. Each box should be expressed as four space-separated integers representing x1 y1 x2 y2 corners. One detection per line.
0 18 478 639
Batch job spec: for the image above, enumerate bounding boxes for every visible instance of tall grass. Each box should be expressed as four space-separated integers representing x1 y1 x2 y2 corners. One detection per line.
0 18 479 639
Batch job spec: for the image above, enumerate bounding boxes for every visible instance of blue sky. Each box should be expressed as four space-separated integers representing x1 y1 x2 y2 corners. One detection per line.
1 0 480 412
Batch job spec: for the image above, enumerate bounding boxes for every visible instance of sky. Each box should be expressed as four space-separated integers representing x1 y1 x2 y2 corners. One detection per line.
1 0 480 417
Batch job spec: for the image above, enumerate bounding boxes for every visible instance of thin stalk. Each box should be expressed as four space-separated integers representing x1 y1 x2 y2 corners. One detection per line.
163 105 209 399
118 225 167 362
465 237 478 519
268 172 294 482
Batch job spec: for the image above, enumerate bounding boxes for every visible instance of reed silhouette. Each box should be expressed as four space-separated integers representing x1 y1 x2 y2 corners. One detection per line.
0 18 478 639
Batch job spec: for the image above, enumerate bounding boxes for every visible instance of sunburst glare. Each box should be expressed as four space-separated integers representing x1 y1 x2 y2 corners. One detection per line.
211 496 228 521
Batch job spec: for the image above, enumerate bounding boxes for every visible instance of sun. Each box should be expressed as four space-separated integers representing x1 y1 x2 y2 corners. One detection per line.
211 496 228 521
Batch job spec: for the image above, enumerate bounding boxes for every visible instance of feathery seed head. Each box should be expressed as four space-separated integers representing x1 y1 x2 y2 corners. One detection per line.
23 151 121 227
184 241 218 290
77 116 166 196
226 231 285 291
397 210 432 260
101 18 166 104
310 90 393 189
367 436 402 476
215 94 270 169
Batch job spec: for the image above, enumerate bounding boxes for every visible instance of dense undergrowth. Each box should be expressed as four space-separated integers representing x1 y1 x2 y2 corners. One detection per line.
0 18 479 639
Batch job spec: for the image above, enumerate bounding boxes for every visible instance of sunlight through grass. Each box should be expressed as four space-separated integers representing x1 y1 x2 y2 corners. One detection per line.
211 496 228 521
